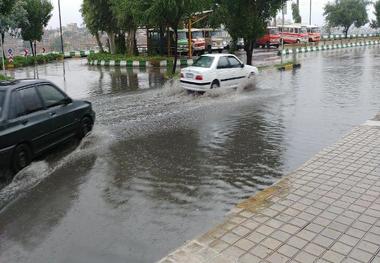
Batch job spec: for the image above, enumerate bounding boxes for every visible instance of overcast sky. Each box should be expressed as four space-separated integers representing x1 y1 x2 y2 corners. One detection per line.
47 0 375 29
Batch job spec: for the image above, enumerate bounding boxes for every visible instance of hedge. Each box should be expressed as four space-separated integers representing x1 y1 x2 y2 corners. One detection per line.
0 53 63 69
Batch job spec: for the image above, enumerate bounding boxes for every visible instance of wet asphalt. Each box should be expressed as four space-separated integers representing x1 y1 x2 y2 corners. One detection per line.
1 46 380 263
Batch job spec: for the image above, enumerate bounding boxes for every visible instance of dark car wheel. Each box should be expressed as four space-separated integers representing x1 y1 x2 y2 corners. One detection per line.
12 144 32 173
78 117 93 139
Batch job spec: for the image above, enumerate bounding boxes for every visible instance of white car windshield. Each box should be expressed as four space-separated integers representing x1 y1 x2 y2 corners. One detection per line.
192 56 214 68
0 91 5 117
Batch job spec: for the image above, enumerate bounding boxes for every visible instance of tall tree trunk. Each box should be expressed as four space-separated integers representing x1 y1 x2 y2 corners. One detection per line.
133 36 138 56
116 32 126 54
1 33 5 59
172 27 178 75
95 32 104 52
126 28 136 56
245 40 254 65
30 41 35 56
344 27 349 38
107 32 116 54
159 26 165 56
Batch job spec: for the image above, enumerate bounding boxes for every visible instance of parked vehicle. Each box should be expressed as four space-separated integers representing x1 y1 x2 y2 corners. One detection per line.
177 30 189 54
0 79 95 175
190 29 206 55
202 28 227 53
278 24 308 44
256 27 281 48
211 29 232 50
305 25 321 42
180 54 258 92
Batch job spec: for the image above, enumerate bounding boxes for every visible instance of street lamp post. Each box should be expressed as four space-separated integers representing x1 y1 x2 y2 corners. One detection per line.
58 0 66 81
309 0 312 25
58 0 64 54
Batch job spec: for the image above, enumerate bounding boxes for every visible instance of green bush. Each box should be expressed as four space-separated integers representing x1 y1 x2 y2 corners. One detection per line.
5 53 63 68
87 52 171 63
0 74 12 80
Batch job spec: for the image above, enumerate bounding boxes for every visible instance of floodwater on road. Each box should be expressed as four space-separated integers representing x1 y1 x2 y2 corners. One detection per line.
1 46 380 263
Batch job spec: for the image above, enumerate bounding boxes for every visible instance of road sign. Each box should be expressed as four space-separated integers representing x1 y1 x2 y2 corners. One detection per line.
7 48 13 56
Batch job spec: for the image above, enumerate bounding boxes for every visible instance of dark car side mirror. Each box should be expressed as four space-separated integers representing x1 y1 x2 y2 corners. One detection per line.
241 64 245 68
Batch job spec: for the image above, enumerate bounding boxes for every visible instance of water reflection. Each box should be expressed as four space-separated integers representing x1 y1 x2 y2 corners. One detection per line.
8 59 167 98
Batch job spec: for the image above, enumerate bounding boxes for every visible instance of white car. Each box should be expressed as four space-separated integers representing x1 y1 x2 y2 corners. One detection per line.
180 54 258 92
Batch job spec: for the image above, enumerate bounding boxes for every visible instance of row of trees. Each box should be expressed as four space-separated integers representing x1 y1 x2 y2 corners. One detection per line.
324 0 371 38
81 0 284 70
291 0 379 38
0 0 53 56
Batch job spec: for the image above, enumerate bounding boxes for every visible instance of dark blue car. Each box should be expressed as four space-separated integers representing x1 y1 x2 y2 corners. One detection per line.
0 79 95 177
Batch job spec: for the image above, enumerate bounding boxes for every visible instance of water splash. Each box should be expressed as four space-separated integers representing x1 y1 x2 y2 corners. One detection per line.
157 79 186 97
0 127 115 211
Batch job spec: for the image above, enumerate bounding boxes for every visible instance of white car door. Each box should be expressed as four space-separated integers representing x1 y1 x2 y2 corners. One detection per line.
216 56 234 88
227 56 246 87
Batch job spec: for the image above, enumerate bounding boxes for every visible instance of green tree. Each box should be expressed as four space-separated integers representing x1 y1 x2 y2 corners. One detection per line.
324 0 370 38
81 0 140 55
292 2 302 23
110 0 139 56
81 0 105 52
147 0 211 74
0 0 26 49
371 0 380 28
18 0 53 56
81 0 122 54
213 0 283 66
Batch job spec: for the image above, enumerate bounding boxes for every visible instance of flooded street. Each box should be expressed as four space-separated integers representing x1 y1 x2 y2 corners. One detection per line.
1 47 380 263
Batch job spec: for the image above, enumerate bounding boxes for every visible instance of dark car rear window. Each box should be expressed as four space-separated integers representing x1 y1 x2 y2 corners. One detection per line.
0 91 5 116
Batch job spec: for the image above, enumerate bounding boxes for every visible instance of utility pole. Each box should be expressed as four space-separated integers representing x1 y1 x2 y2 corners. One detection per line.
0 37 5 76
58 0 66 81
281 0 285 65
309 0 312 25
58 0 64 54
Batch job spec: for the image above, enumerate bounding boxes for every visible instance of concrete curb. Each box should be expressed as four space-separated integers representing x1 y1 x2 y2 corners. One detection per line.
322 33 380 41
63 50 99 59
279 40 380 56
87 58 194 68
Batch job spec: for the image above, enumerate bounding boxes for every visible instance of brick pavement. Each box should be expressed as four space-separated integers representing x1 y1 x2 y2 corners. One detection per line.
159 120 380 263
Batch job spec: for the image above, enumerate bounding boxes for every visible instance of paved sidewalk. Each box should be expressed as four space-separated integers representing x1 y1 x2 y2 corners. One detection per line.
159 120 380 263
